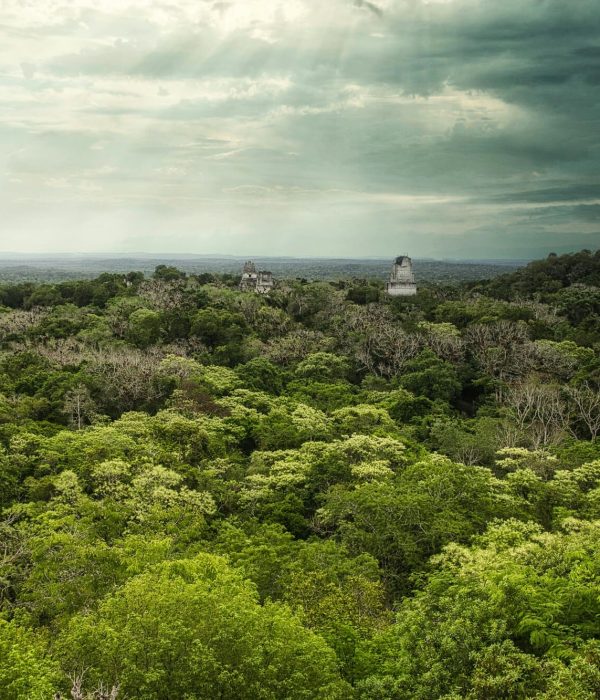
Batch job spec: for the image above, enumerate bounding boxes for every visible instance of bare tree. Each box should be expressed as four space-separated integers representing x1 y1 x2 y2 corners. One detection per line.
416 322 465 363
162 337 207 357
13 341 175 413
84 346 167 411
0 307 49 342
494 419 523 450
94 682 119 700
69 672 86 700
20 338 85 366
465 321 538 396
63 385 97 430
344 304 422 377
67 671 119 700
138 278 190 312
504 382 569 449
565 383 600 441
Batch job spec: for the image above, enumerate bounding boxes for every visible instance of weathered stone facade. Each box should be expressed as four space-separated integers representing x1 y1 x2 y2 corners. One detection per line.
239 260 258 292
385 255 417 296
256 270 274 294
239 261 274 294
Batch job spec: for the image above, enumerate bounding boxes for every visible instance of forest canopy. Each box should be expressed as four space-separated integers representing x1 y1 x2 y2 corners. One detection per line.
1 250 600 699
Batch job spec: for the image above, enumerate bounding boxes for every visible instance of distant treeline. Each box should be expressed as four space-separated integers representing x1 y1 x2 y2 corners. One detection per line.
472 248 600 297
0 255 522 285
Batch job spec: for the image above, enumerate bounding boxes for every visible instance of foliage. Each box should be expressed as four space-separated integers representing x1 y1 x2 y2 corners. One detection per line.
57 555 350 699
356 520 600 699
0 250 599 697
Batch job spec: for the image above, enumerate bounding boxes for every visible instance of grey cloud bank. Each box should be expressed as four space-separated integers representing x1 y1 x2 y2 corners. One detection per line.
1 0 599 259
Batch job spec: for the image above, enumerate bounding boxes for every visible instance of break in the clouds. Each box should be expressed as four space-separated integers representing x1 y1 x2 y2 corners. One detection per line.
1 0 599 259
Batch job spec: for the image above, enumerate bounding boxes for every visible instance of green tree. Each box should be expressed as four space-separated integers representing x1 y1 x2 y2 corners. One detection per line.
191 308 247 348
127 308 161 347
0 619 61 699
398 349 462 402
256 401 332 450
236 357 286 394
58 554 350 699
357 519 600 699
295 352 350 382
319 455 511 590
331 405 398 438
153 264 186 281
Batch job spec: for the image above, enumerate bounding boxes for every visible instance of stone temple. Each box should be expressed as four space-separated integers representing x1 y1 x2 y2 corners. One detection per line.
239 261 274 294
385 255 417 296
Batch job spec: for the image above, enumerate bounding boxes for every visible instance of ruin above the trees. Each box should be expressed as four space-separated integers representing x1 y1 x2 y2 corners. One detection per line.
239 261 274 294
386 255 417 296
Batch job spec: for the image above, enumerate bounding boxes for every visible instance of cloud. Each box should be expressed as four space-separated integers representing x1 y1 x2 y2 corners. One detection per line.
0 0 598 257
20 62 36 80
353 1 384 18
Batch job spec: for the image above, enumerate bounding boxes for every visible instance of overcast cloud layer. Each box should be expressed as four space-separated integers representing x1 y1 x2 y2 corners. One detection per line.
1 0 599 258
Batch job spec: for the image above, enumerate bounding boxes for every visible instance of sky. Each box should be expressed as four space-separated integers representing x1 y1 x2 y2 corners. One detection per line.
1 0 599 260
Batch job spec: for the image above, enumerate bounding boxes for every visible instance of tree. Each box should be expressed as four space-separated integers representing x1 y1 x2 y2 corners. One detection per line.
428 416 502 466
331 405 397 438
534 340 594 381
295 353 350 382
565 383 600 441
398 349 462 403
345 305 422 378
362 387 432 424
318 454 511 591
159 355 241 397
63 385 97 430
465 321 537 393
264 329 336 366
356 520 600 699
126 308 161 347
191 308 247 348
212 521 388 669
503 382 569 449
255 402 332 450
153 264 186 281
236 357 285 394
416 321 464 363
82 345 167 415
288 380 356 412
0 619 61 699
57 554 350 699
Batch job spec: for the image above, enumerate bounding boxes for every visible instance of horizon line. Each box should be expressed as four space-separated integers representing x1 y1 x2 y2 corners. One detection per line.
0 251 539 263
